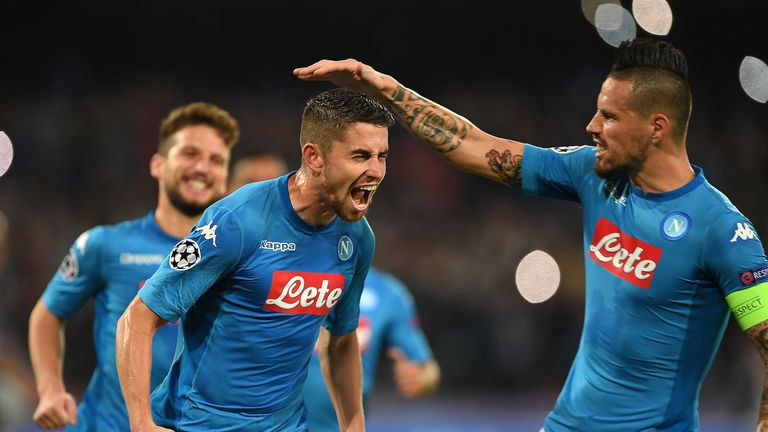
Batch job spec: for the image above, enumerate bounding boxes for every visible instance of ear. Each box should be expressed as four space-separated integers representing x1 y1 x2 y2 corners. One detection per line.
649 113 670 143
302 143 324 175
149 153 164 180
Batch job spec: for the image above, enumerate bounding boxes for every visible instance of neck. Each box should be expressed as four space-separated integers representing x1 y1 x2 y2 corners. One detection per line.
288 168 336 226
154 197 202 239
630 141 695 194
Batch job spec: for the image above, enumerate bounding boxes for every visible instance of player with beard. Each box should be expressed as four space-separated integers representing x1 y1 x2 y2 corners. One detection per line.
28 102 239 431
295 39 768 431
224 152 441 431
116 88 394 432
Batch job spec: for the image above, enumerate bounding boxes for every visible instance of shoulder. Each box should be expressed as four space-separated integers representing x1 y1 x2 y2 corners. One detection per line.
368 268 413 303
696 182 760 244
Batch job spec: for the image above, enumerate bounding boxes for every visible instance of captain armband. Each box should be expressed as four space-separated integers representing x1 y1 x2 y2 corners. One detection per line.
725 282 768 330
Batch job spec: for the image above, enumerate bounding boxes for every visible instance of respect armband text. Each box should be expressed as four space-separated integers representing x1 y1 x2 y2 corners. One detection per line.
726 282 768 330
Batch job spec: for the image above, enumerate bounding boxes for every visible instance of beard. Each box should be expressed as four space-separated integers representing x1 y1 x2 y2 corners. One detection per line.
165 183 220 217
594 158 630 179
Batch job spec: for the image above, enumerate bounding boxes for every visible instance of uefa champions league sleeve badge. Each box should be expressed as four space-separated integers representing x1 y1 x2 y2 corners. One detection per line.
169 239 202 271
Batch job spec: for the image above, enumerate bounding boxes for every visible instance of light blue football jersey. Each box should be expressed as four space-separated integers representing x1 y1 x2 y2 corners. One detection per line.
303 267 433 432
42 212 180 431
138 173 375 432
522 144 768 432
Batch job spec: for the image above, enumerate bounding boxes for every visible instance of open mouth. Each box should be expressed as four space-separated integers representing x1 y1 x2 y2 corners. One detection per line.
351 185 377 210
594 141 607 159
186 179 209 191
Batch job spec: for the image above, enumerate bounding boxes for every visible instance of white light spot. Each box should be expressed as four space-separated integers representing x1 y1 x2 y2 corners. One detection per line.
581 0 622 26
595 4 637 47
515 250 560 304
739 56 768 103
632 0 673 35
0 132 13 177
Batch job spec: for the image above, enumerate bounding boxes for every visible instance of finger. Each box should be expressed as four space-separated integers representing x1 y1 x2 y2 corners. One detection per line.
293 60 330 77
387 347 405 362
65 394 78 424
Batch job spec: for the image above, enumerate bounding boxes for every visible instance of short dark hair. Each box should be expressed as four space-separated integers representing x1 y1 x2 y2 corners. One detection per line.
158 102 240 155
609 38 692 139
299 88 395 153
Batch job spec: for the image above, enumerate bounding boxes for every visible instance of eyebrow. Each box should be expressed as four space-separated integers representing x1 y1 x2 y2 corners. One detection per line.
351 148 388 157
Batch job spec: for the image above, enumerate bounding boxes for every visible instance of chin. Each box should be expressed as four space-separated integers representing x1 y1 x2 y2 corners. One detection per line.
594 160 623 179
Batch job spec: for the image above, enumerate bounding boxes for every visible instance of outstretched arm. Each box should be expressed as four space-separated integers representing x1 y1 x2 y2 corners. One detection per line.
294 59 525 188
318 327 365 432
28 299 78 429
746 321 768 431
116 296 174 432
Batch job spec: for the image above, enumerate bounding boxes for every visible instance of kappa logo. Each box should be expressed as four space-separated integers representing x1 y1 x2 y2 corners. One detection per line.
75 231 90 254
259 240 296 252
120 253 165 265
589 218 663 289
194 222 218 247
730 222 758 243
265 271 345 315
603 180 627 207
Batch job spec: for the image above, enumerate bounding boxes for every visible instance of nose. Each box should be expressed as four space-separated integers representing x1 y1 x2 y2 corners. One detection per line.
586 113 600 136
366 156 385 180
192 156 213 173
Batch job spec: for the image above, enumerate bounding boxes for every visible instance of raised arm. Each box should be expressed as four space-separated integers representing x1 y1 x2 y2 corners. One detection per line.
28 299 78 429
115 296 174 432
317 327 365 432
294 59 525 188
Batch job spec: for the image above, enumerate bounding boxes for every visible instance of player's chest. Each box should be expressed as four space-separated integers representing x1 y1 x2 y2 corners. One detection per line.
233 229 361 315
584 197 703 295
102 239 177 302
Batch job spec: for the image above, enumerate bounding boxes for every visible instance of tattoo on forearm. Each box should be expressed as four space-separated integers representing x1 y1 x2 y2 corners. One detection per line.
485 149 522 187
747 321 768 419
390 85 471 154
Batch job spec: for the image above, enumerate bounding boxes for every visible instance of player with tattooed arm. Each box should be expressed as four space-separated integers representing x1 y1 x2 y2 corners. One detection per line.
295 39 768 432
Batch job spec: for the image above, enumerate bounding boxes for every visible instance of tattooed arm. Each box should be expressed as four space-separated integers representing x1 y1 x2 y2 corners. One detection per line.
294 59 525 188
746 321 768 431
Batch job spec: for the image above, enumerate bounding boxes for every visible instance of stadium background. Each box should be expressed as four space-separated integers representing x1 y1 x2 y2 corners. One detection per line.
0 1 766 430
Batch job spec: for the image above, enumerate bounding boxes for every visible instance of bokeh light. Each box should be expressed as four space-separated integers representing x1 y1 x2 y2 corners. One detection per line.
0 132 13 177
595 4 637 47
581 0 622 26
515 250 560 304
632 0 673 35
739 56 768 103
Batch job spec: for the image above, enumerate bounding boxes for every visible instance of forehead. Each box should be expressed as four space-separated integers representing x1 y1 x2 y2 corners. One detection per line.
332 122 389 152
170 124 230 156
598 77 634 110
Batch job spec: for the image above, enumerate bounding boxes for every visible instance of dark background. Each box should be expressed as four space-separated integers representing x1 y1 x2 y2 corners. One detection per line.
1 1 767 430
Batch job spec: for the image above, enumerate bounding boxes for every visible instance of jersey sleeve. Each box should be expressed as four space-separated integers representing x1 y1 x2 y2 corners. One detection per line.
705 214 768 329
521 144 596 203
42 227 105 319
323 226 375 336
383 274 433 363
138 206 244 323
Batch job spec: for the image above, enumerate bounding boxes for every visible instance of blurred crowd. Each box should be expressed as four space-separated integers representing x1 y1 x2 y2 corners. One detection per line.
1 44 767 431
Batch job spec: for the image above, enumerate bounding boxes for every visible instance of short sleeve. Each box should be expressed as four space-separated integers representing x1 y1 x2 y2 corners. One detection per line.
139 206 244 322
521 144 596 203
705 214 768 297
323 228 375 336
42 227 105 319
384 275 432 362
